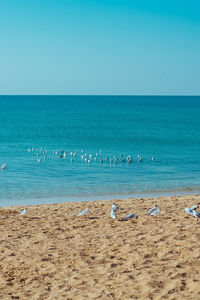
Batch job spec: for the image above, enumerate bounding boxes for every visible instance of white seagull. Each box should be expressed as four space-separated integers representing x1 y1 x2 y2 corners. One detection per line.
78 208 89 216
20 208 28 216
1 164 7 170
192 207 200 221
144 205 157 215
124 213 138 220
150 208 161 216
184 205 198 216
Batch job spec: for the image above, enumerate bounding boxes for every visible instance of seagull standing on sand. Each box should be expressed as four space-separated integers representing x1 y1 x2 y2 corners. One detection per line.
78 208 89 216
110 204 121 219
150 208 161 216
144 205 157 215
192 207 200 221
20 208 28 216
184 205 198 216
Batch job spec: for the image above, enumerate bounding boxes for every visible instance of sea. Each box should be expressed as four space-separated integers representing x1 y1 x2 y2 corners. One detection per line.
0 95 200 207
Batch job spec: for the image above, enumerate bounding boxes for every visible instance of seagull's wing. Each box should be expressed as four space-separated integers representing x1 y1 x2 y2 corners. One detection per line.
125 213 138 219
184 207 193 215
78 208 89 216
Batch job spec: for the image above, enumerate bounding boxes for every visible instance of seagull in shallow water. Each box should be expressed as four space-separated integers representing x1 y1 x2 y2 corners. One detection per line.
150 208 161 216
124 213 138 220
20 208 28 216
144 205 157 215
1 164 7 170
78 208 89 216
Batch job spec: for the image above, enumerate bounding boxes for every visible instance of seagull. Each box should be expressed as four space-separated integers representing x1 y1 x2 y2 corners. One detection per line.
184 205 198 216
1 164 7 170
124 213 138 220
111 208 117 219
144 205 157 215
192 207 200 221
112 204 121 211
150 208 161 216
20 208 28 216
78 208 89 216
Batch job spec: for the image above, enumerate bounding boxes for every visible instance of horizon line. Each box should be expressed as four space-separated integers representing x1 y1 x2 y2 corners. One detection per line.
0 94 200 97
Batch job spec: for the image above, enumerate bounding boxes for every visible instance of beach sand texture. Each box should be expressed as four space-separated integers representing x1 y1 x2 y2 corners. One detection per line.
1 195 200 299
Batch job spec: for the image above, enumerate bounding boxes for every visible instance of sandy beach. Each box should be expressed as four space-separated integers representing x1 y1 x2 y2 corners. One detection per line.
1 194 200 299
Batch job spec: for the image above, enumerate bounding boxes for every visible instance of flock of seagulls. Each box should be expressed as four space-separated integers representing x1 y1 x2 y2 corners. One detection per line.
109 204 159 220
19 203 200 221
1 148 154 172
25 147 155 166
77 203 200 221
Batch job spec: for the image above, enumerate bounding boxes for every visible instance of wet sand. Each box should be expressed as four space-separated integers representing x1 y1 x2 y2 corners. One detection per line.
1 195 200 299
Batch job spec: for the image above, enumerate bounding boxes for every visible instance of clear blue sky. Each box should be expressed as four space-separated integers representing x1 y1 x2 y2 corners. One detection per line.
0 0 200 95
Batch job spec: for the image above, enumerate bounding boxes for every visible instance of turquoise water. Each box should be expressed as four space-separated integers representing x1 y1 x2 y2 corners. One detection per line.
0 96 200 207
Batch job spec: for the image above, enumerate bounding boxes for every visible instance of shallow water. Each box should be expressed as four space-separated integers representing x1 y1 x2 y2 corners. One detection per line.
0 95 200 206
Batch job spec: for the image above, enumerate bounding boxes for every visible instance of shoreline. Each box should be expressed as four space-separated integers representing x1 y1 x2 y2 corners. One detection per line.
1 189 200 208
1 194 200 299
